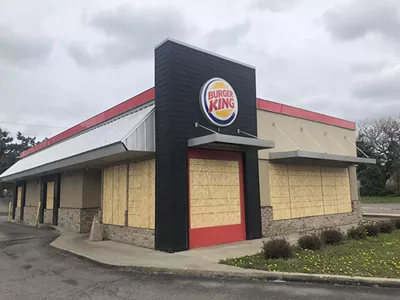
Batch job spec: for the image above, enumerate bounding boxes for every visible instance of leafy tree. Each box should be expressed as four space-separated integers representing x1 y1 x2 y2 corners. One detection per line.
0 127 40 175
0 128 15 175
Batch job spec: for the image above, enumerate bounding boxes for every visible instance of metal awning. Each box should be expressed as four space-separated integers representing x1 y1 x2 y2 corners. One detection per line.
0 104 155 182
269 150 376 167
188 133 275 151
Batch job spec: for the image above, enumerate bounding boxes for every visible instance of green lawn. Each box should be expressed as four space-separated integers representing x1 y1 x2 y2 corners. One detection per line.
220 231 400 278
361 196 400 203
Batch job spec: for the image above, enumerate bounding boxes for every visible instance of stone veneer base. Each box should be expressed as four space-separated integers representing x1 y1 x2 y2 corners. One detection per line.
12 207 98 234
102 224 155 249
58 208 99 233
261 200 362 237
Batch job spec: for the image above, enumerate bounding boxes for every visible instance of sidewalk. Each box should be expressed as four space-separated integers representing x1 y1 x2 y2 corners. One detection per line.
50 233 400 287
51 233 269 275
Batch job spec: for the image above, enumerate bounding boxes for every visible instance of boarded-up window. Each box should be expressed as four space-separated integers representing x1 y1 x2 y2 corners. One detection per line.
102 165 127 226
16 186 22 208
46 182 54 209
269 164 352 220
189 158 241 229
128 159 155 229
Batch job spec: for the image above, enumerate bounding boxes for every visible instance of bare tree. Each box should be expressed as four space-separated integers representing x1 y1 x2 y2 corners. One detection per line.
357 117 400 195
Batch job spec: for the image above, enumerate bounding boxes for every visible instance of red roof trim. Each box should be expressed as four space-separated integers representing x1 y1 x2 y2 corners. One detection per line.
256 98 356 131
21 89 355 157
20 87 155 158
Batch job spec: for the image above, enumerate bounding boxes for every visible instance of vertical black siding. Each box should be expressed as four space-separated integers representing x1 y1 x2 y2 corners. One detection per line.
154 40 261 252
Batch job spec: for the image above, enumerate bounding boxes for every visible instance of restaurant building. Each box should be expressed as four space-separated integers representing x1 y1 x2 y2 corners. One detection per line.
0 39 375 252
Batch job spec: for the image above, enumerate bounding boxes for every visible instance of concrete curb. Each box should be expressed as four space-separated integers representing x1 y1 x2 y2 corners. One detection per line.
50 243 400 288
363 213 400 218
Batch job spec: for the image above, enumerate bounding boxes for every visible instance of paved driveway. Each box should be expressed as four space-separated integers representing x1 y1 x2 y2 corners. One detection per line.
362 203 400 215
0 217 399 299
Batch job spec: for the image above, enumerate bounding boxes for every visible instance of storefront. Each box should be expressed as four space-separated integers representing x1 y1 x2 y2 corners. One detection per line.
0 39 375 253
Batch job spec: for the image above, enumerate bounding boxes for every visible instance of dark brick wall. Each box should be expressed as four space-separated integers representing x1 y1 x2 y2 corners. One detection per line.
154 40 261 252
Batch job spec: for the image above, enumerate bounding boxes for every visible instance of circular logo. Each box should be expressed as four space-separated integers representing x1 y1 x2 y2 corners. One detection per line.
200 78 238 127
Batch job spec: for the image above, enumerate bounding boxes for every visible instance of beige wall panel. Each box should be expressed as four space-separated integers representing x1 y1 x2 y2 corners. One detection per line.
25 179 40 206
349 166 359 201
82 170 101 208
113 165 127 226
60 171 83 208
102 167 114 224
258 159 271 206
46 182 54 209
189 158 241 229
257 110 357 160
16 186 22 208
128 159 155 229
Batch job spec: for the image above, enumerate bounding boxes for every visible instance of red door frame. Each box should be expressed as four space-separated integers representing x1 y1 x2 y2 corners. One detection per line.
188 148 246 249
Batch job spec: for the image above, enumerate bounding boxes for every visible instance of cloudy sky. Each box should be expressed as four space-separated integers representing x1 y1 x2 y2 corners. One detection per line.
0 0 399 139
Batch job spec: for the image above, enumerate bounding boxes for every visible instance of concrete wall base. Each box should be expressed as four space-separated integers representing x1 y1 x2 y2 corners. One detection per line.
102 224 155 249
261 200 362 237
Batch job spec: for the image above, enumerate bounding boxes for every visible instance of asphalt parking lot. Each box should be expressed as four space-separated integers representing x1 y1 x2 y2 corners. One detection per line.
0 217 399 300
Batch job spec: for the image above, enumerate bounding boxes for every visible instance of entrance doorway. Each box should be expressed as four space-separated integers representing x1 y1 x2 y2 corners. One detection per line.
39 175 60 225
188 149 246 249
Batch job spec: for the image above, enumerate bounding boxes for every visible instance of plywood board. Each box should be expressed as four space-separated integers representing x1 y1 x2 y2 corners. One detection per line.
16 186 22 208
189 158 241 229
46 182 54 209
112 165 127 226
270 164 353 220
128 159 155 229
102 167 114 224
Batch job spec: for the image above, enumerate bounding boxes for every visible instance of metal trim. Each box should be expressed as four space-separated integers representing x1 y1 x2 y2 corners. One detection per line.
155 38 255 69
268 150 376 165
187 133 275 149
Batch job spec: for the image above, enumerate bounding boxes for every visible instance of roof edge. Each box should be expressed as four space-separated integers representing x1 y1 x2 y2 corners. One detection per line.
155 38 255 69
0 143 127 182
257 98 356 131
20 87 155 158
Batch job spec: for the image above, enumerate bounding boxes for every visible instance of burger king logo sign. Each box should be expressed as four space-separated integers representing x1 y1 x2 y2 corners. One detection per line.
200 78 238 127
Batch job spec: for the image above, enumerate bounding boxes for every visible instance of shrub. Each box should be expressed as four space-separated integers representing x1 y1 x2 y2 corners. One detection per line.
365 223 380 237
298 234 324 250
347 226 367 240
378 221 395 234
391 218 400 229
262 239 293 259
321 229 344 245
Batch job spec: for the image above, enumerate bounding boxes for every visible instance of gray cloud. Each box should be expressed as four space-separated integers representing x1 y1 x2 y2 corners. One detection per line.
206 21 251 49
251 0 296 12
0 25 53 67
67 4 190 67
324 0 400 41
353 70 400 100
